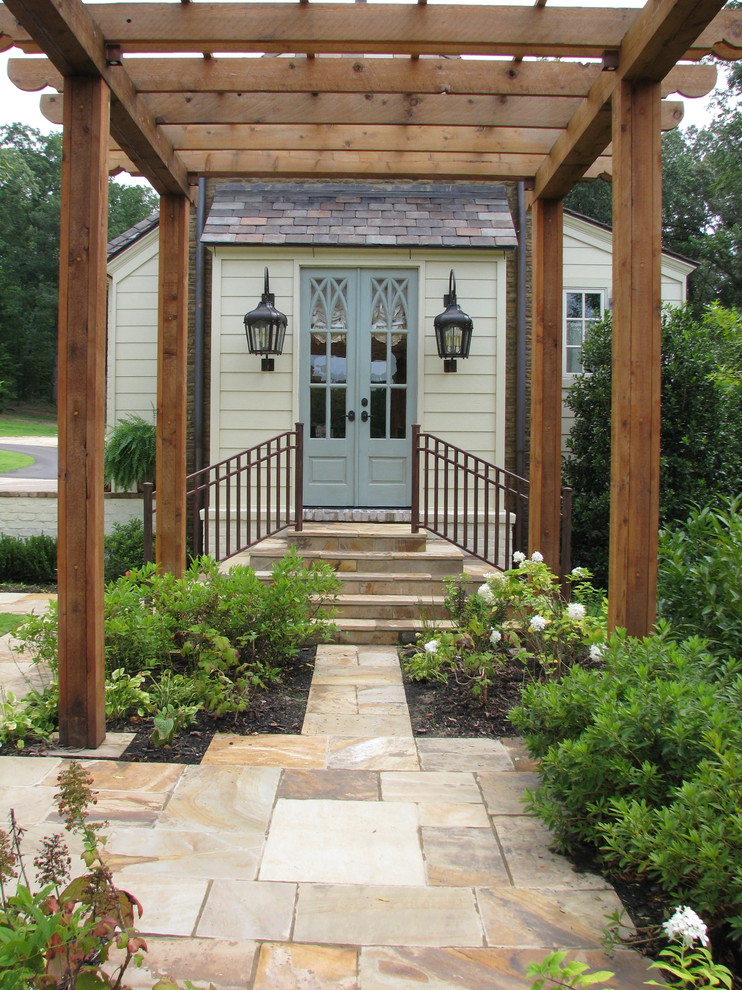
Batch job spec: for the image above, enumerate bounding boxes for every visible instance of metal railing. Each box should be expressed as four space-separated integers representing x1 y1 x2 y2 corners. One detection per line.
411 425 572 575
144 423 303 563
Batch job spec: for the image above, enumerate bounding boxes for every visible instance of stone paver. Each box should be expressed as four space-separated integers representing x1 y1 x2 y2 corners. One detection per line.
0 639 649 989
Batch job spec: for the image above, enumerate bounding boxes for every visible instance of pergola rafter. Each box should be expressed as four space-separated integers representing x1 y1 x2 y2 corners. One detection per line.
0 0 740 749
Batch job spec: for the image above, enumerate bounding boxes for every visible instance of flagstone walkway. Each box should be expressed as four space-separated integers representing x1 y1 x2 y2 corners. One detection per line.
0 613 652 989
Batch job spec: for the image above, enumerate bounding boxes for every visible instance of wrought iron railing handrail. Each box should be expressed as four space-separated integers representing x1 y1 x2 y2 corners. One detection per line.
411 425 572 576
144 423 303 563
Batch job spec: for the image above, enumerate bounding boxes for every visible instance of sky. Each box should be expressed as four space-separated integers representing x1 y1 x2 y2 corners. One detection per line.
0 0 728 170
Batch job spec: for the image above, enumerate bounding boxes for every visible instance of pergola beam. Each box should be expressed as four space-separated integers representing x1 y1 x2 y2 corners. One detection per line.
532 0 729 200
8 55 717 100
1 0 190 196
39 89 684 133
2 4 738 59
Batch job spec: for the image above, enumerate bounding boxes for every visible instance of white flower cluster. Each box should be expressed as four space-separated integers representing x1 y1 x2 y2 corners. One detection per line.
531 551 544 563
424 639 439 655
566 602 586 621
571 566 589 579
489 628 502 646
662 906 710 948
513 550 526 565
529 614 547 632
477 583 495 605
589 643 604 661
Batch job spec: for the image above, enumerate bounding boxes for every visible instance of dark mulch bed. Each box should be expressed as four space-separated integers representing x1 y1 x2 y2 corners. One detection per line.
0 583 57 594
401 650 527 738
0 646 315 765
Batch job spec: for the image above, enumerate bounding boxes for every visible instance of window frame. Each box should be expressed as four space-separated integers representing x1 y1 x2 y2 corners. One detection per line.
563 289 606 376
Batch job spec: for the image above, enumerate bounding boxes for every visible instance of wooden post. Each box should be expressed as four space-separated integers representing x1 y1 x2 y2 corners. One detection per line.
609 79 662 635
155 194 190 576
528 197 564 571
57 77 109 748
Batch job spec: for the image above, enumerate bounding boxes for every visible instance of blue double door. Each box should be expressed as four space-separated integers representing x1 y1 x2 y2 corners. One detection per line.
300 269 418 507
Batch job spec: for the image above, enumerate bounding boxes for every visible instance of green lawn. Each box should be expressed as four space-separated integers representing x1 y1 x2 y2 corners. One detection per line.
0 450 35 472
0 411 57 437
0 613 26 637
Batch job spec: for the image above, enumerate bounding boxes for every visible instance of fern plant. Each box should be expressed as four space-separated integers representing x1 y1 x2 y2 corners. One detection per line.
103 414 156 491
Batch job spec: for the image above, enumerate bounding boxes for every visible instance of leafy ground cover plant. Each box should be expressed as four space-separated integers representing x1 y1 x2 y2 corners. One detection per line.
0 762 215 990
403 554 606 704
1 550 339 750
0 534 57 586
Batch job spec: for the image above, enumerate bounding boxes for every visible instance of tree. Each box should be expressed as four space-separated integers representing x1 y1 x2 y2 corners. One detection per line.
0 125 158 405
566 65 742 310
563 305 742 587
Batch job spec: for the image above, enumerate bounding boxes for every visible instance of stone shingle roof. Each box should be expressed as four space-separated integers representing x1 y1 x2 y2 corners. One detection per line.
107 212 159 260
201 181 516 249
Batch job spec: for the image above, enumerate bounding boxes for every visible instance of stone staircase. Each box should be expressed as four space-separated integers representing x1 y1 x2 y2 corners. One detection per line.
229 523 488 644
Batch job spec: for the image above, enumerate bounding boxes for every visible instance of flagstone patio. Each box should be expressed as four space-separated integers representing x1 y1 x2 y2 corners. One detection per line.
0 607 652 989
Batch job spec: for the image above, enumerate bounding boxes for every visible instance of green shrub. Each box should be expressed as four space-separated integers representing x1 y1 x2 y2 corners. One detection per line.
103 516 147 582
0 533 56 585
104 413 156 491
5 550 340 745
404 555 607 704
510 628 742 939
564 305 742 586
658 496 742 660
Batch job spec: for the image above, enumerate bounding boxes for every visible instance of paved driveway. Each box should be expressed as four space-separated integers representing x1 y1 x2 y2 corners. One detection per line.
0 437 58 483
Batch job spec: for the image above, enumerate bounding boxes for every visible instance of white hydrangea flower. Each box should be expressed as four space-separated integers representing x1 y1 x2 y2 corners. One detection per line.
663 906 710 947
486 569 505 585
489 628 502 645
571 566 588 578
589 643 604 661
529 614 547 632
513 550 526 565
566 602 586 621
477 583 495 604
423 639 439 655
531 551 544 563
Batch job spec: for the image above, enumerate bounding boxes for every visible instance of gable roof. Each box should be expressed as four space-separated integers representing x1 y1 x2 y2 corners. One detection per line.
107 212 159 260
201 181 517 249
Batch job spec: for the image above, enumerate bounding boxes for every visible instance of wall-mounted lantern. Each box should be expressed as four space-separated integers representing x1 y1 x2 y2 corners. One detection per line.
243 267 288 371
433 270 473 373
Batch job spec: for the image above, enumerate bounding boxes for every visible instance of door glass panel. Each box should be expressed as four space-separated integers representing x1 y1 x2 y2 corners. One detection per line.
310 387 326 438
390 333 407 384
370 333 388 383
330 388 346 439
390 388 406 439
330 333 347 383
370 387 386 439
310 333 327 383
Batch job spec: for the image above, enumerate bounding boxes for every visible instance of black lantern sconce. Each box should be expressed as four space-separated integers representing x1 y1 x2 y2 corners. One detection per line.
433 270 473 373
243 267 288 371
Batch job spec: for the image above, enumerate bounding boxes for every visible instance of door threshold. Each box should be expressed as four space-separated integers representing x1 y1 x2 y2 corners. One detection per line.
303 507 412 523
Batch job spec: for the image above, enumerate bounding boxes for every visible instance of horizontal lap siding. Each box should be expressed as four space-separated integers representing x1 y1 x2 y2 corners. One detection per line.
107 237 159 428
211 256 296 461
421 258 502 466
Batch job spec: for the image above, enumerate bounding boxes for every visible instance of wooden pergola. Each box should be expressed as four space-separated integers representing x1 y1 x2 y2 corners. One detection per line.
1 0 739 748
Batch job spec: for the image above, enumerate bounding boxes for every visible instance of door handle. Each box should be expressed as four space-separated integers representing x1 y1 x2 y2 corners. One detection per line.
361 410 369 423
346 410 355 422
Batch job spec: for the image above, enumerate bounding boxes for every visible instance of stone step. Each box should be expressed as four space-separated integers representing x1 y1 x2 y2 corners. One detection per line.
288 527 428 554
328 593 448 621
325 617 454 646
255 569 476 598
250 546 467 576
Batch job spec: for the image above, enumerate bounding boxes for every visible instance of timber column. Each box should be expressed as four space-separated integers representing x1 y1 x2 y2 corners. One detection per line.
609 79 662 635
156 195 190 576
528 197 564 571
57 77 110 748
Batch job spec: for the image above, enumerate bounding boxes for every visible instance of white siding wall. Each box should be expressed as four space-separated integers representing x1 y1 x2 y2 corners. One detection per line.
209 248 508 470
106 230 159 430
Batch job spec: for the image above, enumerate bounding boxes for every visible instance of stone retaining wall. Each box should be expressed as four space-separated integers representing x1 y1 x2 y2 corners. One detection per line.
0 492 144 539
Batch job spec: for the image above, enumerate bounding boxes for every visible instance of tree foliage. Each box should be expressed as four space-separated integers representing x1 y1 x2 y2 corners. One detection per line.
563 305 742 587
566 64 742 310
0 125 158 405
